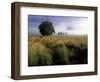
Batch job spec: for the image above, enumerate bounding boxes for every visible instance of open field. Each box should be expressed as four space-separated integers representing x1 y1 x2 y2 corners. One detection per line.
28 35 88 66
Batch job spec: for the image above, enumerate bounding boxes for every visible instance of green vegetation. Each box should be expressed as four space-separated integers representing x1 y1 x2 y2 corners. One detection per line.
39 21 55 35
28 35 87 66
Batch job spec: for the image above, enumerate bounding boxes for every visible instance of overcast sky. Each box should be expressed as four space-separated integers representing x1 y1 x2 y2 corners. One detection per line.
28 15 88 35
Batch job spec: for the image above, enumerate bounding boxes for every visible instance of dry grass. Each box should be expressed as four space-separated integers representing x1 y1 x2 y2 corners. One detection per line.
29 35 87 48
28 35 87 66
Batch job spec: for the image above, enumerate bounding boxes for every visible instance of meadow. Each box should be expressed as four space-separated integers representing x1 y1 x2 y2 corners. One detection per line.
28 35 88 66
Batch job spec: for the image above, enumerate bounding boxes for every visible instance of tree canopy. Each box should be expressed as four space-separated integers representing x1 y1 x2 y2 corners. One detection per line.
39 21 55 36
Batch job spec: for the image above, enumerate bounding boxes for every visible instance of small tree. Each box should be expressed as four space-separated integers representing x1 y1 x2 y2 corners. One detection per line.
39 21 55 35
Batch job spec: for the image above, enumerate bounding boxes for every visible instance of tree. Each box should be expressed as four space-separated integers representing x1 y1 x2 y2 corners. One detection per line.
39 21 55 35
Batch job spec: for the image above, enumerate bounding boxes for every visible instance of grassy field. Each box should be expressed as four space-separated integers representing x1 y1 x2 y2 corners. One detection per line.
28 35 88 66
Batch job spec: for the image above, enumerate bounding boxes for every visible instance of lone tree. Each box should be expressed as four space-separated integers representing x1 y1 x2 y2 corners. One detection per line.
39 21 55 35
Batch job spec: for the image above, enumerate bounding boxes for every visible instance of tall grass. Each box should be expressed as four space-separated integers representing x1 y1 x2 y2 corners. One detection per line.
28 42 52 66
28 35 87 66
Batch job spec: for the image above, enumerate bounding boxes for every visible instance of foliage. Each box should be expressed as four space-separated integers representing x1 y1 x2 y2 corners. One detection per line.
39 21 55 35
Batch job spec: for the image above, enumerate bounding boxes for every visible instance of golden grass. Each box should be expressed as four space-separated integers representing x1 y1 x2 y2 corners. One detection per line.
28 35 87 66
29 35 87 48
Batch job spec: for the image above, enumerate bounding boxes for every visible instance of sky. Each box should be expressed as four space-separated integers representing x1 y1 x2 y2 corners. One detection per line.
28 15 88 35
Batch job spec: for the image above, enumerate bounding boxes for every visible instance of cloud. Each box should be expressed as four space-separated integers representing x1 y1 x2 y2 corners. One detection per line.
28 15 88 35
